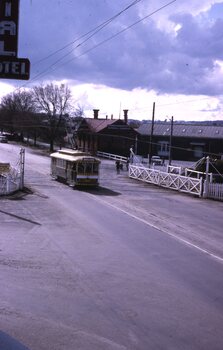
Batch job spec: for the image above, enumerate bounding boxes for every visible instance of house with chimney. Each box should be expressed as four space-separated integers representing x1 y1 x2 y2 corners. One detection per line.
74 109 138 156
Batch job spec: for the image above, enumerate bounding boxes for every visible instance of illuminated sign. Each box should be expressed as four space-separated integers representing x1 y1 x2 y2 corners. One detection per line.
0 0 30 80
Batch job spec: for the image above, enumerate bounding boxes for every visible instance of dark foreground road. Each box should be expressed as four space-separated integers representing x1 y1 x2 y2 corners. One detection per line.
0 144 223 350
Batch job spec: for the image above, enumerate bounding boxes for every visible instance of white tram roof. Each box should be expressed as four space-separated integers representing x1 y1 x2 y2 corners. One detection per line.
50 148 100 162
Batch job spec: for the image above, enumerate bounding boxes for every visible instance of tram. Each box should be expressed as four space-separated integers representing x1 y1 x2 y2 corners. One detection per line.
50 148 100 187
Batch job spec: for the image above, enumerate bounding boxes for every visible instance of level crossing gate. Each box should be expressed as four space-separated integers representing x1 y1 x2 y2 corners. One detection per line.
129 165 203 197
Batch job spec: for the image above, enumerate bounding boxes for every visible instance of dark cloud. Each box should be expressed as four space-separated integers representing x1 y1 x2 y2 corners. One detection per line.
16 1 223 96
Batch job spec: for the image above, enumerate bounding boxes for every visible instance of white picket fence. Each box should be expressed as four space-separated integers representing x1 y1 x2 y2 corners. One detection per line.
0 149 25 196
205 182 223 201
0 169 22 196
129 165 202 197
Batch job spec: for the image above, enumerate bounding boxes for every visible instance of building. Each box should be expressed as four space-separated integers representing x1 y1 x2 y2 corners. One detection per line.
74 109 138 156
137 123 223 161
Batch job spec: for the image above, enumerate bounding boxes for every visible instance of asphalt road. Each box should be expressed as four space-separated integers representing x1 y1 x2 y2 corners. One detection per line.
0 143 223 350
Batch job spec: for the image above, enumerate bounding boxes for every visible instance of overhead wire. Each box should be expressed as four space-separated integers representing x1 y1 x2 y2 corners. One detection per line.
32 0 143 67
8 0 220 114
122 95 220 115
21 0 177 86
14 0 144 91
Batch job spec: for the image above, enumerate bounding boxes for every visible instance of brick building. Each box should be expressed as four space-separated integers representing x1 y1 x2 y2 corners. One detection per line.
75 110 138 157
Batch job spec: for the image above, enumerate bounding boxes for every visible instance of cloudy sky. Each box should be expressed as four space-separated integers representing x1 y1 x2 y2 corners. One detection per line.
1 0 223 121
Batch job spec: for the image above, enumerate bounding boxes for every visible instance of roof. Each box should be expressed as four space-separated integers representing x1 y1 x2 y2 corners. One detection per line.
137 123 223 139
57 149 89 156
50 149 100 162
84 118 122 133
78 118 136 133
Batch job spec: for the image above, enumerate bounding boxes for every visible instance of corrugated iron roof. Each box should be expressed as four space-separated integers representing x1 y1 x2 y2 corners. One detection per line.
137 123 223 139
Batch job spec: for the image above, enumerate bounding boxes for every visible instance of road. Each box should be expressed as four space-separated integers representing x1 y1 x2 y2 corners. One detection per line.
0 143 223 350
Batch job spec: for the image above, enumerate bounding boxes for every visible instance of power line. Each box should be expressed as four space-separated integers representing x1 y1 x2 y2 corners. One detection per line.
33 0 143 67
22 0 177 86
123 95 220 115
4 1 222 117
14 0 144 90
11 0 217 114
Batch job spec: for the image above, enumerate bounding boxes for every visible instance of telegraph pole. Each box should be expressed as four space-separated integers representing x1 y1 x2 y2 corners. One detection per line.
168 116 174 166
149 102 155 165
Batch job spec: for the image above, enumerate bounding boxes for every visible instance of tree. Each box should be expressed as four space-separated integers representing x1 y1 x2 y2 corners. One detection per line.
32 83 71 151
1 89 35 113
0 89 36 138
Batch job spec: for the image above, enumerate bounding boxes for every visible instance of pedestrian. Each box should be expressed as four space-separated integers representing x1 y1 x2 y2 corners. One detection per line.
116 160 120 174
126 158 130 171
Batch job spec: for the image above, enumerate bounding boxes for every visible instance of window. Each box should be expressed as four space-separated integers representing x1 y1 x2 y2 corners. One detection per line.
78 163 84 173
85 163 93 174
93 163 99 174
158 141 169 156
57 159 66 168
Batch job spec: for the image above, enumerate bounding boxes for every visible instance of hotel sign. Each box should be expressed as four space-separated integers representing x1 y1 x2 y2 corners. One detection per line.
0 0 30 80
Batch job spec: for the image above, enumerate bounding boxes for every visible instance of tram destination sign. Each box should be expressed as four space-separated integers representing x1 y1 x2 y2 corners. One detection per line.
0 0 30 80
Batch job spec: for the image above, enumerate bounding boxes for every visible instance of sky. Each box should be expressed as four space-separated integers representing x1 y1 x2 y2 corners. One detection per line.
0 0 223 122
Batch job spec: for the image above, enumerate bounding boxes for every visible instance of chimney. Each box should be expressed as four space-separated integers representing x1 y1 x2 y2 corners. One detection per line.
93 109 99 119
123 109 128 123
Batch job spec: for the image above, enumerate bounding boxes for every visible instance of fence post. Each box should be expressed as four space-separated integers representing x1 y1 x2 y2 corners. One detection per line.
202 156 210 198
6 175 10 194
19 148 25 190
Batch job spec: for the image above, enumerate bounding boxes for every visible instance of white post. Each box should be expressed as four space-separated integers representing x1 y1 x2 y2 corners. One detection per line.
203 156 210 198
20 148 25 189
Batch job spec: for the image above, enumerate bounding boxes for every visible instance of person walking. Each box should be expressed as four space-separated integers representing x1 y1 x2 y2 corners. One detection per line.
116 160 120 174
126 158 130 171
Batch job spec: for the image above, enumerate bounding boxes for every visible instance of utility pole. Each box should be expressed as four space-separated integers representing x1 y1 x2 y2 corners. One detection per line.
168 116 174 166
135 134 138 155
149 102 155 165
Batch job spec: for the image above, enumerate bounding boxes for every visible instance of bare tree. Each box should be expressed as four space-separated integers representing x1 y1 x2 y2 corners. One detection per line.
32 83 71 151
72 104 85 119
1 89 35 113
0 89 36 138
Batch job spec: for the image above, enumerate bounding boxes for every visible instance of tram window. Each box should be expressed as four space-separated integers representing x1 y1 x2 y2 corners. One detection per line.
85 163 93 174
57 159 65 167
78 163 85 173
93 163 98 173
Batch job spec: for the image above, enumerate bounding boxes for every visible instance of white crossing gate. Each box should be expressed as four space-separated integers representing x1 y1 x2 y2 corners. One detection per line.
129 165 202 197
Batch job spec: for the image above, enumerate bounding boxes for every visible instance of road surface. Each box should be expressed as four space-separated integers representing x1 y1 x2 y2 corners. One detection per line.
0 143 223 350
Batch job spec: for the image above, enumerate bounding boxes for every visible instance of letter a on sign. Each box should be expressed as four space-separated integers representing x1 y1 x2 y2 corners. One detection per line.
0 0 30 80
